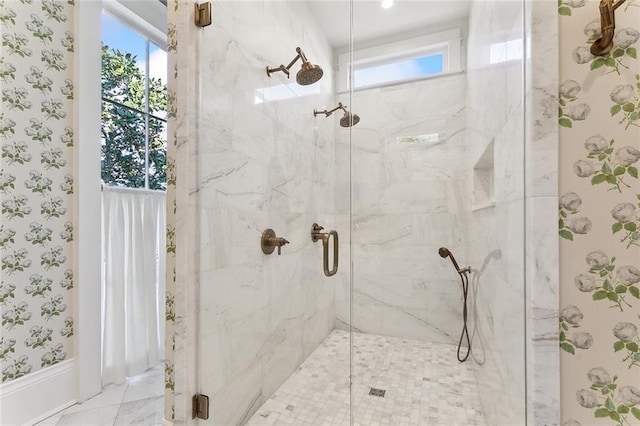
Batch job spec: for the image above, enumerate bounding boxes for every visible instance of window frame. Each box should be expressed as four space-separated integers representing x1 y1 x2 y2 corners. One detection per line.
102 0 167 51
74 0 167 405
336 28 463 92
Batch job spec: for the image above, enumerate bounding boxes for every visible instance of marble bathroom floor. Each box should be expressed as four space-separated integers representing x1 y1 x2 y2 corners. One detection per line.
35 332 484 426
248 330 485 426
36 364 164 426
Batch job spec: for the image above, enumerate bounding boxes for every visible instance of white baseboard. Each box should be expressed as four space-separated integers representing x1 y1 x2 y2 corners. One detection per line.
0 359 76 426
162 419 173 426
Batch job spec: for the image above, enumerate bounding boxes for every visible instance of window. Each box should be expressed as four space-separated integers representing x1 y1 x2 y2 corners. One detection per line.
337 28 462 92
101 8 167 190
353 52 444 89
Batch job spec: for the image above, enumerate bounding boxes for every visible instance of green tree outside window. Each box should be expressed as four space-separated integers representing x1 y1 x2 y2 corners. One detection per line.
101 43 167 190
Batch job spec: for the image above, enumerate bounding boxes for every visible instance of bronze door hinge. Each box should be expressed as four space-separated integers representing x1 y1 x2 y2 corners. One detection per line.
194 2 212 28
192 394 209 420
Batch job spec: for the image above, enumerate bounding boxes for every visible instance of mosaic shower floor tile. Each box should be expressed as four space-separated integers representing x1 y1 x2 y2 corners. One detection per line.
247 330 485 426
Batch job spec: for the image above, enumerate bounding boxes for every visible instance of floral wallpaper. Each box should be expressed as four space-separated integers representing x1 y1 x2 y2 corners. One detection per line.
0 0 75 384
559 1 640 425
164 0 177 420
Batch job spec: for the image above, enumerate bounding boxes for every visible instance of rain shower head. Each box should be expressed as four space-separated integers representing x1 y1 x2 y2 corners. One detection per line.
314 102 360 128
297 61 323 86
266 47 324 86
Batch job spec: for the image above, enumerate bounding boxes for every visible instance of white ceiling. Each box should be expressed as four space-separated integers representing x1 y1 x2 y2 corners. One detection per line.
305 1 471 48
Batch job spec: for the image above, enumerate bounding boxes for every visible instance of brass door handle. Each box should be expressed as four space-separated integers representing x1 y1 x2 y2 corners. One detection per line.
311 223 338 277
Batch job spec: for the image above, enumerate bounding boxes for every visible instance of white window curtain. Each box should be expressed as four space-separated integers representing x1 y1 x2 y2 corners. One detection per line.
101 187 166 385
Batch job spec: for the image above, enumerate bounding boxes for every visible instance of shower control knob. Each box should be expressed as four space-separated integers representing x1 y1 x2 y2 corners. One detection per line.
261 229 289 255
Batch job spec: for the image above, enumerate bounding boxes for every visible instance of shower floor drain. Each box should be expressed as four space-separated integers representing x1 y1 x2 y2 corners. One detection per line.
369 387 386 398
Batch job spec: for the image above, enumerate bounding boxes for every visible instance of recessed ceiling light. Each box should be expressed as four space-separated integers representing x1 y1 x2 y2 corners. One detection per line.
381 0 394 9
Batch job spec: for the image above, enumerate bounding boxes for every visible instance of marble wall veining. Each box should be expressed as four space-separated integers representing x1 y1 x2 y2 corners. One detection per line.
526 0 561 424
168 1 341 424
165 1 565 425
466 0 527 425
334 73 470 345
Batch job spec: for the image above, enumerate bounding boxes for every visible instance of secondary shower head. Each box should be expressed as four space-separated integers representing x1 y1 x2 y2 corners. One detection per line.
439 247 462 273
266 47 324 86
339 111 360 128
314 102 360 128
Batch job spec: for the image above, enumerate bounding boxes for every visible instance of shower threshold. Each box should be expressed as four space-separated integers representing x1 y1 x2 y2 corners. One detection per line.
247 329 485 426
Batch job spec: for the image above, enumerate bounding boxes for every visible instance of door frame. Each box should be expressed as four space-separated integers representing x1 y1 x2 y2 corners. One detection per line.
74 0 103 402
74 0 168 403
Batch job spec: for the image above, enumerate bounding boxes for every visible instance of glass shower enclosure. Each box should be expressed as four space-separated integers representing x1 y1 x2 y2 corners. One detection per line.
185 0 526 424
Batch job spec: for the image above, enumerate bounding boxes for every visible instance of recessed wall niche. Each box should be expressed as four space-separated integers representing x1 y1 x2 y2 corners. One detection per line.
472 139 495 211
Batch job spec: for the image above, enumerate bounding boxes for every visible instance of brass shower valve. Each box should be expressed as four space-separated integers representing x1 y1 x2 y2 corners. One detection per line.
261 229 290 255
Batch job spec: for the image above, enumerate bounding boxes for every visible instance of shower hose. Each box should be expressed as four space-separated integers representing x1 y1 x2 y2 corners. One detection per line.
457 269 471 363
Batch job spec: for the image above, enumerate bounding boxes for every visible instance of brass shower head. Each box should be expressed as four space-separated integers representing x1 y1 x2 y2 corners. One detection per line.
339 111 360 128
314 102 360 128
266 47 324 86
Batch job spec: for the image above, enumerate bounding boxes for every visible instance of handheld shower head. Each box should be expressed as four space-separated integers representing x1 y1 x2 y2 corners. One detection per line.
440 247 473 363
439 247 462 273
438 247 451 258
266 47 324 86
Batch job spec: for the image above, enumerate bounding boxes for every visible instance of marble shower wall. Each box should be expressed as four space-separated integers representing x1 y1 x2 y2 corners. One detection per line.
465 0 527 425
168 1 340 424
334 74 469 345
0 0 75 384
525 0 561 424
557 1 640 425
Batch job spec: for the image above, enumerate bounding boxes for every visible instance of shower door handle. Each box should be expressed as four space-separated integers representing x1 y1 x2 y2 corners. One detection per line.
311 224 339 277
323 230 338 277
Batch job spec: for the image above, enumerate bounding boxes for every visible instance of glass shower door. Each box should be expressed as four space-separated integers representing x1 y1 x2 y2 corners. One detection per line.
347 1 527 425
184 0 528 424
192 1 351 424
